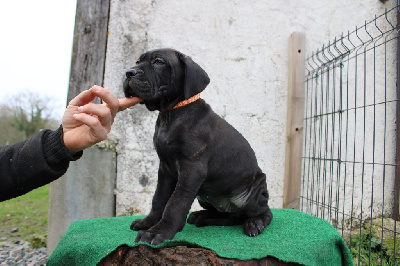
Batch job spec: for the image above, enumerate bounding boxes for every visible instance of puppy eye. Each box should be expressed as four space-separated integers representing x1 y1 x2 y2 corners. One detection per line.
153 58 165 65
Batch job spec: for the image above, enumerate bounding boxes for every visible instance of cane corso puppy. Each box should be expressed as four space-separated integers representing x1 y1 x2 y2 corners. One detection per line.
123 48 273 245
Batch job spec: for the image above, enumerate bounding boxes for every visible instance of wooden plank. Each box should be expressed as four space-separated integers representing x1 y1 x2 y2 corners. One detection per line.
283 32 306 209
66 0 110 103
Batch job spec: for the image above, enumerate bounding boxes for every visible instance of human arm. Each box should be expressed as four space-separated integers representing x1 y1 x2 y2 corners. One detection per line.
0 127 76 201
0 86 141 201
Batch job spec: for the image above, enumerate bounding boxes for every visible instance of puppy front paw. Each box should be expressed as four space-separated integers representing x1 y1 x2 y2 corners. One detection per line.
130 217 157 231
135 229 175 245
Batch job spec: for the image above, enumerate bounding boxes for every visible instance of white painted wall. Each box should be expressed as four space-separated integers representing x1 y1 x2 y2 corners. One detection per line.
102 0 396 219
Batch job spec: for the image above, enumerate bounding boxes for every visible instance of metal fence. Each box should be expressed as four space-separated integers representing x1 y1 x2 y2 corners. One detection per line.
301 4 400 265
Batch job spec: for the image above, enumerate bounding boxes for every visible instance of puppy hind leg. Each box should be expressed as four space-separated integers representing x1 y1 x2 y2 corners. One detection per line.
188 201 244 227
188 210 244 227
189 209 247 227
242 173 273 237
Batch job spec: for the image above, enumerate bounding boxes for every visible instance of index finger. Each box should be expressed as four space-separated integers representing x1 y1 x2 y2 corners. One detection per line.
118 97 142 111
68 89 96 107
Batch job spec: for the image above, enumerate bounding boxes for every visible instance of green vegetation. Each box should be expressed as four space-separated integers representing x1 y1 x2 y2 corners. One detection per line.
0 91 60 248
344 218 400 265
0 91 61 249
0 185 49 248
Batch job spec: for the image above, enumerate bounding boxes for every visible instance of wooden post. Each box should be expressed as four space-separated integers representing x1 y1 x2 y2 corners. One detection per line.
283 32 306 209
66 0 110 103
47 0 112 255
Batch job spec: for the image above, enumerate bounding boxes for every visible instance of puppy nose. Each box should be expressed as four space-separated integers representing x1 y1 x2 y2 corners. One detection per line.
126 69 137 78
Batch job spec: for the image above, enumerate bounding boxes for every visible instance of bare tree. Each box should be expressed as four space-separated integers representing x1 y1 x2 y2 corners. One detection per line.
0 91 61 145
0 104 25 145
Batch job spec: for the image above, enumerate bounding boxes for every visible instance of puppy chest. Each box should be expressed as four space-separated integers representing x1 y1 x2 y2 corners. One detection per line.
154 129 180 159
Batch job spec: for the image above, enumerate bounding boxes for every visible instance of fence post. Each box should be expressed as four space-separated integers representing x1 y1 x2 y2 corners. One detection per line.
396 7 400 221
283 32 306 209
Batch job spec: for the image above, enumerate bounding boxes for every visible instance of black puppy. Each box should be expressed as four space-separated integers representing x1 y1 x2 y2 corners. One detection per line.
123 48 273 245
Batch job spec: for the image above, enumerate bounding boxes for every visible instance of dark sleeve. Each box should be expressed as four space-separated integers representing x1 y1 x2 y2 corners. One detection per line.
0 126 82 202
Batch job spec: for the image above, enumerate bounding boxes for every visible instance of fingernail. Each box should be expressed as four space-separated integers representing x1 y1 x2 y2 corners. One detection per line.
92 86 101 92
78 106 84 111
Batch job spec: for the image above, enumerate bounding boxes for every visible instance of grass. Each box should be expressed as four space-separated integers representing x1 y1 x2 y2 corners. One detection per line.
346 232 398 265
0 184 49 248
343 218 400 266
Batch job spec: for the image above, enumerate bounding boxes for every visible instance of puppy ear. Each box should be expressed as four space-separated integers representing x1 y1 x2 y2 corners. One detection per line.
178 54 210 99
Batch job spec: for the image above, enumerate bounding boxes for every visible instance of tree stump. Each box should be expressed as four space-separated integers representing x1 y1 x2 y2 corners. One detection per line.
98 245 300 266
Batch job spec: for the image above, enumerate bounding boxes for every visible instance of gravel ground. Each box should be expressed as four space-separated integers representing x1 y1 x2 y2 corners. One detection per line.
0 240 48 266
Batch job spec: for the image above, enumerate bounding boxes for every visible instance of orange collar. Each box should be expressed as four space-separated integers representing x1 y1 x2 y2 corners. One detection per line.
170 93 201 111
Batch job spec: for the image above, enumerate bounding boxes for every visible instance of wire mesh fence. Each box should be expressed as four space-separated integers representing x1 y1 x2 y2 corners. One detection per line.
301 4 400 265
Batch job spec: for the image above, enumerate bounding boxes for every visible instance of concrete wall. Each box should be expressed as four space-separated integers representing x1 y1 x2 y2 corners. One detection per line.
103 0 395 216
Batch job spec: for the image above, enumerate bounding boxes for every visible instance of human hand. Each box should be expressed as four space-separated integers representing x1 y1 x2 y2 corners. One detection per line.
62 85 142 155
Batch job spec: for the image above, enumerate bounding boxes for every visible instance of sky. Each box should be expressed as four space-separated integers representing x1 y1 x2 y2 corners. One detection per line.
0 0 77 119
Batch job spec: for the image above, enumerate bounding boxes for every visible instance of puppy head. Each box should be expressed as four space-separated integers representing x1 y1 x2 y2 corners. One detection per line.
123 48 210 112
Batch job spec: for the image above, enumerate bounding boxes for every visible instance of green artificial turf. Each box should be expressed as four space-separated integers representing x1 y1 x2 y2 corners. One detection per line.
47 209 353 266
